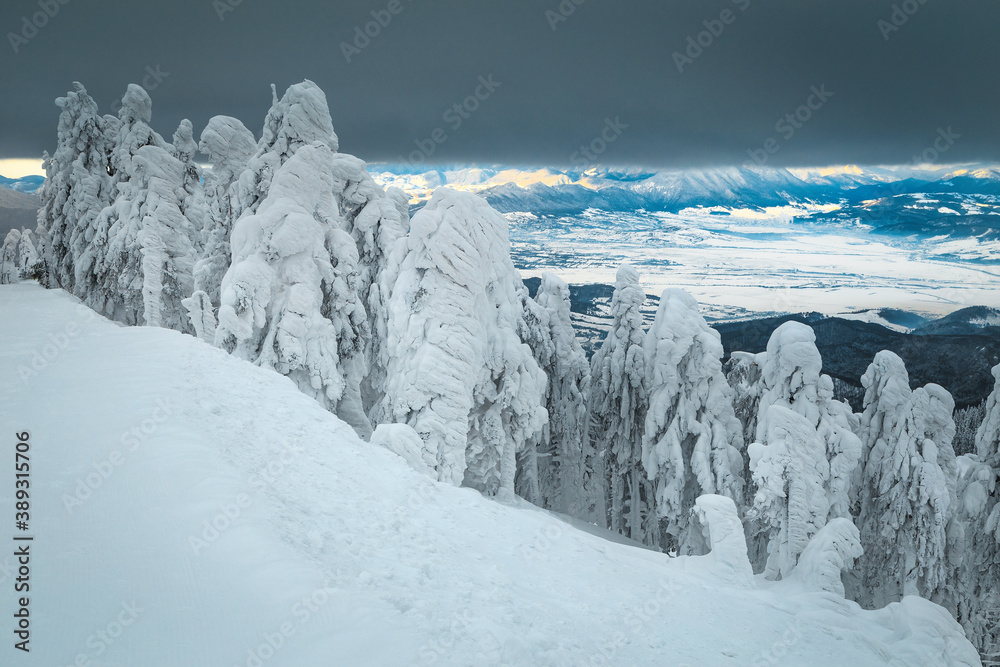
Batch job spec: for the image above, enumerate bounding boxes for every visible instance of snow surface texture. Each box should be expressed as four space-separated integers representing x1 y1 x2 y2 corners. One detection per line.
0 284 981 666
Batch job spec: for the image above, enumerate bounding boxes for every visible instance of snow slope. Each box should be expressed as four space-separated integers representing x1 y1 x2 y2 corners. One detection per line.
0 284 980 666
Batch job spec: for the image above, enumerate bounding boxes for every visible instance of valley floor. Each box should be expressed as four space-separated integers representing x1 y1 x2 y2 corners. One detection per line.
0 284 980 666
507 206 1000 322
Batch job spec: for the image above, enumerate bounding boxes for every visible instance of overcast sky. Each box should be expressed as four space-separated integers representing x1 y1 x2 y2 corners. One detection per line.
1 0 997 170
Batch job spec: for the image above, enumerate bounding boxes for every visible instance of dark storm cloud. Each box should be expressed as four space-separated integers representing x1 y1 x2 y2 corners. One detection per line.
1 0 997 168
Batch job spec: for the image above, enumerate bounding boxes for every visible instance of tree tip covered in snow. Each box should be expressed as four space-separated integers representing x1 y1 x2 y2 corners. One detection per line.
119 83 152 123
687 494 755 589
790 518 863 597
371 423 437 479
260 79 338 154
199 115 257 169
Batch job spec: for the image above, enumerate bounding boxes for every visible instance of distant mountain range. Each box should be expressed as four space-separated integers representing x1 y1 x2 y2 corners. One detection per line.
0 174 44 194
372 163 1000 217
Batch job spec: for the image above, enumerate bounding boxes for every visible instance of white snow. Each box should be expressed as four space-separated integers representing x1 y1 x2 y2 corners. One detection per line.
0 282 981 666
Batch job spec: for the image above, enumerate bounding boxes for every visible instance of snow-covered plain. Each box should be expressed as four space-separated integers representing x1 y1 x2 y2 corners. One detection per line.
504 206 1000 321
0 283 980 666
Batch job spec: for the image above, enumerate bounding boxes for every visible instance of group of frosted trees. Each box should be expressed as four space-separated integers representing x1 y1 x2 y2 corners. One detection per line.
20 80 1000 658
23 79 587 509
589 267 1000 656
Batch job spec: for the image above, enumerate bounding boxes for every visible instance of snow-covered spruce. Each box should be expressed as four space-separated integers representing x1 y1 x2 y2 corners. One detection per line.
954 363 1000 654
170 119 208 251
641 288 743 553
515 291 553 506
1 229 21 284
215 142 371 438
520 272 595 518
184 115 256 341
747 322 861 572
30 221 54 287
325 153 408 420
76 84 200 328
788 518 863 597
725 350 765 467
589 264 651 540
35 83 117 292
77 83 159 315
749 404 830 580
379 188 546 498
854 350 950 609
17 228 40 280
232 80 338 223
192 115 256 311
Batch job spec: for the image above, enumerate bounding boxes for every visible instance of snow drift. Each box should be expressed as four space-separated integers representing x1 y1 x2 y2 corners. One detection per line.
0 283 980 666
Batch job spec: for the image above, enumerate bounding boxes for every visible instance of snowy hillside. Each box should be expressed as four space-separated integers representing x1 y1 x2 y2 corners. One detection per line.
0 283 980 666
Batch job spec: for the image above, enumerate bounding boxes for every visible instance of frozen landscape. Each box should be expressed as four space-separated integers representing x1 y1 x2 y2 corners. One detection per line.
0 284 982 666
2 1 999 660
372 165 1000 321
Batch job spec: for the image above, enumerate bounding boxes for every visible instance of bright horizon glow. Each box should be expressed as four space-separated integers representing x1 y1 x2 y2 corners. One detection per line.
2 158 997 182
0 158 45 178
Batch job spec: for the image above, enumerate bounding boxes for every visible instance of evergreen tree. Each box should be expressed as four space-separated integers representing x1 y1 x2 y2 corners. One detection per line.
854 351 950 608
379 189 546 497
589 264 651 541
527 273 594 517
641 288 743 552
216 143 371 437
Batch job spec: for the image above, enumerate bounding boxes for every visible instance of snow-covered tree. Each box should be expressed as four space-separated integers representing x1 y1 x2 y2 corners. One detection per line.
77 85 198 329
232 80 338 223
378 188 546 498
35 83 116 291
641 288 744 552
76 84 166 319
522 273 594 517
589 264 650 540
17 228 39 279
976 364 1000 466
755 321 824 432
746 322 861 572
911 382 961 611
816 374 863 521
748 404 830 579
854 350 950 609
170 119 208 246
954 363 1000 654
1 229 21 284
215 142 371 437
725 351 765 458
789 518 863 597
326 153 408 418
29 221 54 287
193 115 256 311
754 322 861 519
